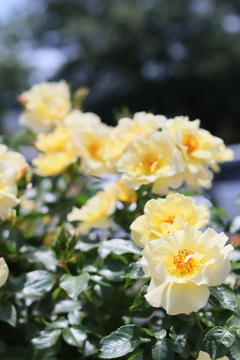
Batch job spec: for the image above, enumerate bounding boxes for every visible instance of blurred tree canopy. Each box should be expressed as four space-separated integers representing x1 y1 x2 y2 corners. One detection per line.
1 0 240 144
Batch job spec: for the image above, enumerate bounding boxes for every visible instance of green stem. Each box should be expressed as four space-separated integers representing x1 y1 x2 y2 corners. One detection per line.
83 291 105 335
62 263 71 275
193 312 204 333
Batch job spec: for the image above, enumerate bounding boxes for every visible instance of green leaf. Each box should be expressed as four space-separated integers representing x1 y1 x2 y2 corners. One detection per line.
52 287 61 300
99 261 127 283
98 239 142 258
151 339 174 360
209 284 238 311
130 285 150 311
199 326 235 359
52 300 82 314
31 330 61 350
169 321 190 341
0 299 17 327
21 270 56 297
60 272 90 301
99 324 152 358
169 339 191 359
125 259 150 280
229 335 240 359
211 207 228 217
62 326 87 348
68 310 84 326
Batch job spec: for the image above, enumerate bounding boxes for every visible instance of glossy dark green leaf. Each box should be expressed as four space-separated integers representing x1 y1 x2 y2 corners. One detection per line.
169 321 190 341
62 326 87 348
125 259 149 280
21 270 56 297
199 326 235 359
99 324 152 358
130 285 150 311
151 339 174 360
0 299 17 327
209 284 238 311
31 330 61 350
98 239 142 258
169 338 191 359
229 335 240 359
60 272 89 301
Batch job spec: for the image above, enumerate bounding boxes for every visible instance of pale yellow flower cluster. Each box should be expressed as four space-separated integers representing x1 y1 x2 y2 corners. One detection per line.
0 145 28 221
130 193 233 315
19 81 233 188
32 126 77 177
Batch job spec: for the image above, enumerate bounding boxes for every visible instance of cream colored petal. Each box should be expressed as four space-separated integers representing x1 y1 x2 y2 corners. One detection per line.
159 222 172 235
145 279 209 315
152 173 184 195
0 258 9 287
171 225 201 253
142 238 177 278
197 229 229 262
196 351 211 360
130 215 152 248
207 257 231 287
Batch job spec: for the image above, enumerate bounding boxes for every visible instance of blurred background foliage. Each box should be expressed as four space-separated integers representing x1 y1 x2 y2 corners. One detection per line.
1 0 240 144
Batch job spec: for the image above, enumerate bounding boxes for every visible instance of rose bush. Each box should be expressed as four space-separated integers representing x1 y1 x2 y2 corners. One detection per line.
0 80 239 360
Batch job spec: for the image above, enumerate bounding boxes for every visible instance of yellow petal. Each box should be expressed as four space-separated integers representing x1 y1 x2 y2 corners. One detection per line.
145 279 209 315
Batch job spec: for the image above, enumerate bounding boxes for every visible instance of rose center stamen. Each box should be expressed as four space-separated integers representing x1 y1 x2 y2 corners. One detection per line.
163 215 175 224
183 133 198 153
89 143 101 156
173 249 194 273
141 154 159 172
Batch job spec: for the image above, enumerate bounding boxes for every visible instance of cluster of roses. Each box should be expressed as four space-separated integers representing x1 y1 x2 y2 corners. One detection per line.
17 80 233 235
0 145 28 291
0 80 234 360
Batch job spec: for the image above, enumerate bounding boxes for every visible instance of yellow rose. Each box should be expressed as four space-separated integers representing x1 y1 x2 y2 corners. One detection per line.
0 145 28 182
35 126 74 153
0 187 20 220
131 193 210 248
114 179 138 203
67 186 117 235
142 225 233 315
117 131 184 194
197 351 229 360
76 122 114 175
18 80 71 133
104 111 166 166
32 151 76 177
164 116 234 189
0 258 9 287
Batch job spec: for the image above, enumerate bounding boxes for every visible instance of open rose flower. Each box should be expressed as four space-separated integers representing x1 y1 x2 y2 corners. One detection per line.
163 116 234 189
131 193 209 248
18 81 71 133
117 131 184 195
0 258 9 287
103 111 166 167
141 225 233 315
67 186 117 234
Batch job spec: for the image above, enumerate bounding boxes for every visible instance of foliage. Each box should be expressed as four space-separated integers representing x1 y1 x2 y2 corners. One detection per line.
0 80 239 360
